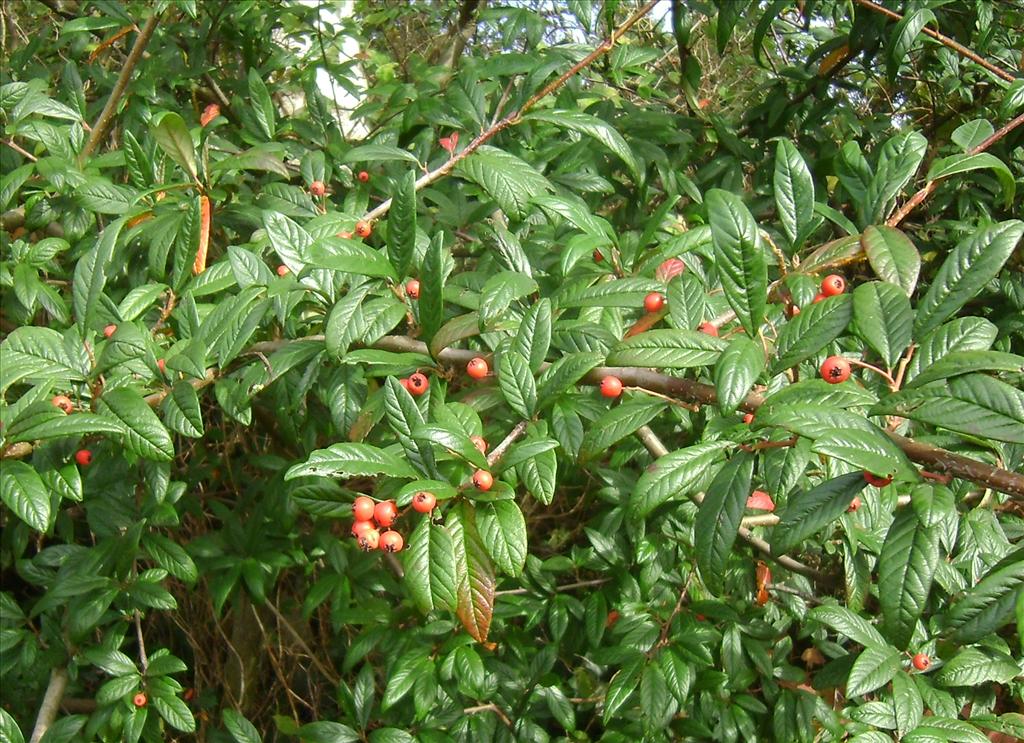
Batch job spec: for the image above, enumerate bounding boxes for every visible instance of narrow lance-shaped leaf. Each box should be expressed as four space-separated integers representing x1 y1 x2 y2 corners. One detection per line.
694 451 755 594
707 189 767 336
388 170 417 278
878 508 940 649
448 501 496 643
714 335 764 414
773 138 814 250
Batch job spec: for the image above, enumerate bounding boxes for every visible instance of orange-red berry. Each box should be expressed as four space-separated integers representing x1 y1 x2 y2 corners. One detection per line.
132 693 147 708
103 324 117 338
699 322 719 337
407 373 428 396
75 449 92 467
593 249 603 263
380 530 404 553
912 653 931 671
600 376 623 398
352 520 374 538
357 171 369 183
847 496 862 513
644 292 665 313
310 181 326 197
412 491 436 513
405 279 420 299
277 265 289 276
355 220 371 238
358 528 380 551
157 359 166 374
743 413 754 424
373 500 398 528
471 435 487 454
353 495 375 522
52 395 73 414
821 274 846 296
467 357 489 380
821 356 851 384
746 490 775 511
812 293 827 304
863 472 893 488
472 470 493 491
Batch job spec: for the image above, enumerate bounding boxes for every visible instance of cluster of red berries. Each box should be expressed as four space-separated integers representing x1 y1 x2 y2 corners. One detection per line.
399 372 429 396
351 496 404 552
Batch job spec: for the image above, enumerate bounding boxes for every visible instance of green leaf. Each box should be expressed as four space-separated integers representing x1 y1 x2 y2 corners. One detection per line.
343 144 420 165
630 442 731 518
455 145 553 220
247 69 276 139
878 508 940 649
0 327 86 392
773 138 815 249
640 662 674 730
309 236 398 280
382 377 436 478
606 329 726 368
0 460 50 532
151 692 196 733
478 271 538 326
325 285 372 358
927 153 1015 208
904 350 1024 389
429 313 480 359
537 352 604 408
714 336 764 413
404 517 458 614
904 317 997 384
667 273 706 331
388 170 417 278
871 374 1024 444
694 451 754 594
935 648 1019 687
771 294 852 374
603 655 644 725
262 211 314 273
524 110 639 180
910 484 955 530
867 131 926 223
151 112 197 181
72 217 127 335
811 428 913 479
888 8 935 80
941 547 1024 644
861 225 921 297
533 194 613 238
82 648 138 676
853 281 913 367
558 277 662 309
893 671 924 739
517 444 557 505
419 234 445 345
222 709 262 743
475 500 527 577
847 646 903 697
143 533 198 584
498 350 537 419
512 298 551 373
411 424 488 469
448 502 496 643
771 472 868 553
914 221 1024 337
209 144 290 177
99 387 175 461
76 176 135 214
907 719 990 743
809 605 887 648
4 404 124 444
162 381 204 438
707 189 767 336
579 399 665 462
298 721 360 743
285 443 417 480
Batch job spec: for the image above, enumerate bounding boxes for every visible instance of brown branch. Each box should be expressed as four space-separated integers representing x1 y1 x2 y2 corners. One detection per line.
487 420 529 468
78 11 161 163
29 667 68 743
852 0 1016 83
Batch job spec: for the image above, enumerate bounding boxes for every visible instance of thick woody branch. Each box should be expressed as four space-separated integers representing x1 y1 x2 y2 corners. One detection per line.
29 667 68 743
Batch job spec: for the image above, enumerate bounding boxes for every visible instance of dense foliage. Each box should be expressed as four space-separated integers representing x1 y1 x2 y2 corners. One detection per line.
1 1 1023 741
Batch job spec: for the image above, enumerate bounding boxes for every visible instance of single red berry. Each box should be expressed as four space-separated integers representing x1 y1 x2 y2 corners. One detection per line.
863 472 893 488
471 435 487 454
820 356 851 384
593 249 604 263
407 373 428 396
277 265 289 276
103 324 117 338
643 292 665 313
847 496 862 513
75 449 92 467
309 181 326 197
472 470 493 491
357 170 369 183
412 491 436 513
743 413 754 424
812 293 827 303
157 359 166 374
353 495 375 522
374 500 398 528
52 395 73 414
400 377 413 392
600 376 623 398
746 490 775 511
132 693 147 708
467 357 489 380
699 322 719 337
821 274 846 296
656 258 686 282
352 520 374 538
355 220 372 238
358 528 380 551
380 530 404 553
912 653 931 671
606 610 621 628
405 279 420 299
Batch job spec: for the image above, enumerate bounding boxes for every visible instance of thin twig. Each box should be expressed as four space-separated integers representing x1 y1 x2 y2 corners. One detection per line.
263 600 340 685
134 611 149 673
487 420 529 468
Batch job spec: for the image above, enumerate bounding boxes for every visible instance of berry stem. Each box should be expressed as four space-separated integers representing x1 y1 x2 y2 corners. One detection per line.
846 358 896 387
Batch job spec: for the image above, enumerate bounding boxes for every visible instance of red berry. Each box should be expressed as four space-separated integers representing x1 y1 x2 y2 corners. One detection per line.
353 495 375 522
471 435 487 454
643 292 665 313
820 356 851 384
472 470 493 491
593 249 604 263
310 181 326 197
746 490 774 511
355 220 372 238
352 520 374 538
812 293 827 304
606 610 621 628
699 322 719 337
373 500 398 528
467 357 489 380
412 491 436 513
405 279 420 299
863 472 893 488
912 653 931 671
399 377 413 392
821 274 846 296
742 413 754 424
847 496 862 513
75 449 92 467
52 395 73 414
277 265 289 276
357 171 369 183
132 693 147 708
656 258 686 282
407 373 428 396
103 324 117 338
157 359 166 374
358 528 380 551
600 376 623 398
380 530 404 552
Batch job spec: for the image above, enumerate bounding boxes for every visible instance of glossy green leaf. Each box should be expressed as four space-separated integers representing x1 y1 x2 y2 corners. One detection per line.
630 442 731 518
694 452 755 594
72 217 127 335
942 548 1024 644
419 234 445 345
0 460 50 532
388 170 417 278
853 280 913 366
707 189 767 336
309 236 398 281
498 350 537 419
579 399 665 462
247 69 276 139
878 509 940 649
904 350 1024 389
904 317 997 384
476 500 527 577
343 144 420 165
770 294 852 374
285 443 418 480
606 329 726 369
811 428 912 479
411 424 488 469
892 671 924 738
382 377 436 478
151 112 197 181
161 381 204 438
99 387 175 462
603 655 644 725
927 153 1015 207
404 517 458 614
809 605 887 648
773 138 815 249
935 648 1019 687
223 709 262 743
714 335 765 413
512 298 551 373
455 146 553 220
771 472 867 553
846 646 902 697
524 109 640 180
